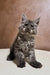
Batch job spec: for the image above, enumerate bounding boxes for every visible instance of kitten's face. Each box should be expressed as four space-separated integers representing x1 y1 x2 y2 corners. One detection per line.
19 15 40 35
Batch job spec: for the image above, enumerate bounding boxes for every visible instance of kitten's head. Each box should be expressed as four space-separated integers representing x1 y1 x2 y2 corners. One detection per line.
19 14 40 35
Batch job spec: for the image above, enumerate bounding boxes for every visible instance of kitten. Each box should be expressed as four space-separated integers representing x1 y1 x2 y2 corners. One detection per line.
7 14 42 68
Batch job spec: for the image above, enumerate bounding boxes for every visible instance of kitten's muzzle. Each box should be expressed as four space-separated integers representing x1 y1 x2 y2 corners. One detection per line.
26 28 30 31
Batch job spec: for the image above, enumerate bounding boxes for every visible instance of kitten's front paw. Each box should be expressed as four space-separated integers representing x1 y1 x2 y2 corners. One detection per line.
30 61 42 68
7 55 12 61
17 61 25 68
7 54 15 61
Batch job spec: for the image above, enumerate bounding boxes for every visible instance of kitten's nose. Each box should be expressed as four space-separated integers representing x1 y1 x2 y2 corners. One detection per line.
27 27 29 30
26 28 30 32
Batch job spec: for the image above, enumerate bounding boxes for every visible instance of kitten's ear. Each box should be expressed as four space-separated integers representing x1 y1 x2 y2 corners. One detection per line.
34 17 40 25
22 14 27 22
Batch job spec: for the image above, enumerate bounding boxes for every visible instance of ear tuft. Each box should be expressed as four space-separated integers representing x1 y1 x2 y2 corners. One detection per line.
34 17 40 25
22 14 27 22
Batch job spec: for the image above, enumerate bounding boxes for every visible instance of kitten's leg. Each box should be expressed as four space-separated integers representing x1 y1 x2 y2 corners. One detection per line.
26 49 42 68
15 51 25 68
7 45 15 60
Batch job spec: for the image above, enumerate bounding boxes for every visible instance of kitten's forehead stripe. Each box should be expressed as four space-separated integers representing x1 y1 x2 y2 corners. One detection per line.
28 20 34 25
29 20 32 23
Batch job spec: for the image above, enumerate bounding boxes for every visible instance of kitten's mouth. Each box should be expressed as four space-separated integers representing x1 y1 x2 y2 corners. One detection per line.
20 31 35 37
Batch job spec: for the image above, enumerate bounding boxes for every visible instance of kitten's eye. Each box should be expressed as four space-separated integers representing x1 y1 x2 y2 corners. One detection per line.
25 24 28 26
31 25 33 27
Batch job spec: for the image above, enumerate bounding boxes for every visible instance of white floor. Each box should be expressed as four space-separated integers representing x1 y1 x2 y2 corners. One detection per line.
0 49 50 75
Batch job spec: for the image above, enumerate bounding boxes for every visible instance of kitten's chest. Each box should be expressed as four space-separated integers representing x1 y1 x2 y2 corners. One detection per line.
17 35 35 50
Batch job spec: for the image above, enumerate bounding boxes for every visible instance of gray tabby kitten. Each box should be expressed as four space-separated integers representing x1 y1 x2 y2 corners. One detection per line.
7 14 42 68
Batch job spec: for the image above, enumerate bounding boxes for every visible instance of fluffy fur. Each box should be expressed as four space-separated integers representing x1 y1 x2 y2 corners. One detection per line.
7 14 42 68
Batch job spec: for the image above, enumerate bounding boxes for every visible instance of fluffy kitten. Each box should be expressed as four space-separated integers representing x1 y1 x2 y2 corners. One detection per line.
7 14 42 68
